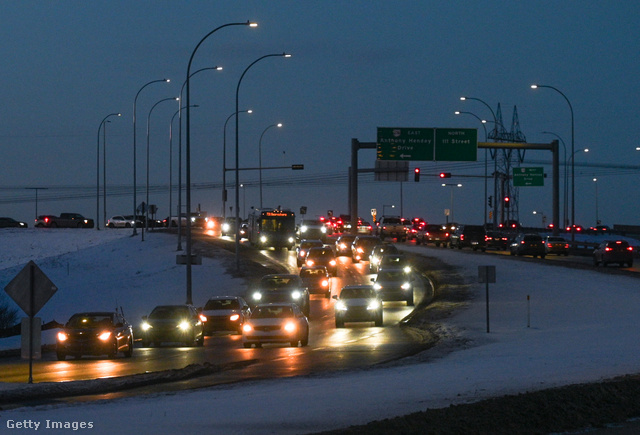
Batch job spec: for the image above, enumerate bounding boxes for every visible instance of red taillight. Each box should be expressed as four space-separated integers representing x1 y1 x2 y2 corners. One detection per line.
45 217 50 223
460 235 465 241
605 247 613 252
627 247 634 252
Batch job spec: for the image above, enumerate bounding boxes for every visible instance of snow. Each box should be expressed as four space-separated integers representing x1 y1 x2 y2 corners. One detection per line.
1 228 639 434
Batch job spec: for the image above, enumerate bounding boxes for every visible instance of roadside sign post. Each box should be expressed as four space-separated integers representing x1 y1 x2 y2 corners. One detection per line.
478 266 496 333
4 261 58 383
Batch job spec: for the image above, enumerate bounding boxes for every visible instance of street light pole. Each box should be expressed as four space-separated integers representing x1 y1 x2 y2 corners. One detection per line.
132 79 170 236
593 178 599 224
442 183 462 223
234 52 291 271
184 20 257 304
259 123 283 209
97 113 121 230
542 131 568 228
223 109 252 219
25 187 48 221
144 97 179 241
531 84 575 237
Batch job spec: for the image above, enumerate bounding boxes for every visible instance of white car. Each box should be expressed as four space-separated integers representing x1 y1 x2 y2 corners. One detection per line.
106 215 136 228
242 303 309 348
333 285 383 328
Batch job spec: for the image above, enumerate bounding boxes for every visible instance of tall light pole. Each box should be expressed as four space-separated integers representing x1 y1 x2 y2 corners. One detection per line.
566 148 589 229
176 66 222 251
184 20 257 304
531 84 575 238
442 183 462 224
455 111 488 227
234 52 292 270
25 187 48 221
132 79 170 236
259 122 283 209
97 113 121 230
382 204 395 216
542 131 568 227
223 109 252 219
593 178 599 225
144 97 179 241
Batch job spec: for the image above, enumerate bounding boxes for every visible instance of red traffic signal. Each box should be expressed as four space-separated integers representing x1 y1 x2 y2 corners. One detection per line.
414 167 420 182
439 172 451 178
504 196 510 207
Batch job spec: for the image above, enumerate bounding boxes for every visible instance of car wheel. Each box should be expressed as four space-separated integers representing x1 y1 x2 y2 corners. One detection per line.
108 223 115 228
541 254 546 259
300 332 309 347
593 257 599 266
125 223 131 228
124 338 133 358
56 352 66 361
197 335 204 347
335 319 344 328
108 341 118 359
406 295 414 306
374 315 383 327
629 261 634 267
243 342 253 348
325 290 331 299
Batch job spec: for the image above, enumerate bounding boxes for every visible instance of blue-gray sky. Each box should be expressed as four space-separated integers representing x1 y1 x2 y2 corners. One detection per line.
1 1 639 228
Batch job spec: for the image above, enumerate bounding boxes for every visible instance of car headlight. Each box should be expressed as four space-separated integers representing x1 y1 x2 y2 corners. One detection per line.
207 220 215 229
299 250 306 258
252 292 262 301
373 283 382 291
98 331 112 341
57 332 68 342
372 257 380 265
222 223 230 232
229 314 240 322
330 260 336 266
242 324 253 333
401 282 411 290
283 322 296 333
306 259 314 267
403 266 411 273
260 235 267 243
178 321 191 331
367 300 381 310
141 322 152 331
321 279 329 287
300 225 308 233
321 227 327 234
291 290 302 300
335 301 347 311
288 237 295 244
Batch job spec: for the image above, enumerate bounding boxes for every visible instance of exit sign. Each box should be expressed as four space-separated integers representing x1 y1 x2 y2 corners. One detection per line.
377 127 477 162
513 167 544 186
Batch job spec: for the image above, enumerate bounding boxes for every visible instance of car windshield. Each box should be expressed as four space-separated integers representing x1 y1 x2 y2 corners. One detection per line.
252 306 294 319
383 218 401 224
260 276 300 290
547 237 565 242
377 270 407 281
204 299 240 310
149 306 190 319
524 235 542 242
381 255 405 265
359 238 379 247
340 288 376 299
308 248 333 258
67 314 113 328
300 269 325 278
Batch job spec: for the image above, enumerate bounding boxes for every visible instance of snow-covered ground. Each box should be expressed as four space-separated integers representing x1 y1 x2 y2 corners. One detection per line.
1 228 639 434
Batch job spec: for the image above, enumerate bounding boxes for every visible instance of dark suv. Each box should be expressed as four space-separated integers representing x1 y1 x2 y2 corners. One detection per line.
509 233 546 258
140 305 205 347
449 225 487 251
593 240 634 267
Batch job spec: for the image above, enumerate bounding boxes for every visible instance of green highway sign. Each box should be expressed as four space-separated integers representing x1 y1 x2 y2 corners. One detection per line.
377 127 477 162
513 167 544 186
376 127 434 161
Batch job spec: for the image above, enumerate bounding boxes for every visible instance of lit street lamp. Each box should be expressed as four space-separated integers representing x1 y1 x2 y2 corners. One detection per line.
184 20 257 304
132 78 171 236
234 52 292 270
259 122 283 209
97 113 121 230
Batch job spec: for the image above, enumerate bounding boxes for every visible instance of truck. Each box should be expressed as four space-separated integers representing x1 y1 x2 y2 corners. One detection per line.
377 216 407 241
35 213 94 228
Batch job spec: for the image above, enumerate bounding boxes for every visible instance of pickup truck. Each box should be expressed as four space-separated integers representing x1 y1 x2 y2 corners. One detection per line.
377 216 407 241
35 213 94 228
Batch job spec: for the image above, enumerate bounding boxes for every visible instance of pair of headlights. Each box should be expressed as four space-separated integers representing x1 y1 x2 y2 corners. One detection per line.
335 300 380 311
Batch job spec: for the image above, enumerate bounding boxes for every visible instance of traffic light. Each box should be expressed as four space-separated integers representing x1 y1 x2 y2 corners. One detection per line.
488 196 492 207
503 196 510 208
439 172 451 179
414 167 420 182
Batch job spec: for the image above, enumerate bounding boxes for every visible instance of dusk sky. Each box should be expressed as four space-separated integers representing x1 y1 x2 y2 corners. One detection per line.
1 1 638 228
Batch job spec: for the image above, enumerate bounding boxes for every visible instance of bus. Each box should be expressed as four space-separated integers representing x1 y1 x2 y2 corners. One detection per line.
247 207 296 250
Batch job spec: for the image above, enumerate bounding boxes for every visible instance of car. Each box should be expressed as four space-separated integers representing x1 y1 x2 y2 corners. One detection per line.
351 235 381 263
201 296 251 335
416 224 452 247
0 217 28 228
242 303 309 348
369 243 400 273
296 219 328 242
509 233 546 258
377 216 407 241
378 253 411 274
356 220 374 235
106 215 136 228
299 265 332 298
221 217 241 236
333 285 383 328
565 224 584 234
449 224 487 251
371 268 414 305
593 240 634 267
335 234 357 257
296 239 324 267
140 304 205 347
485 231 510 251
250 274 310 316
589 225 611 234
545 236 570 256
56 311 134 361
304 246 338 276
